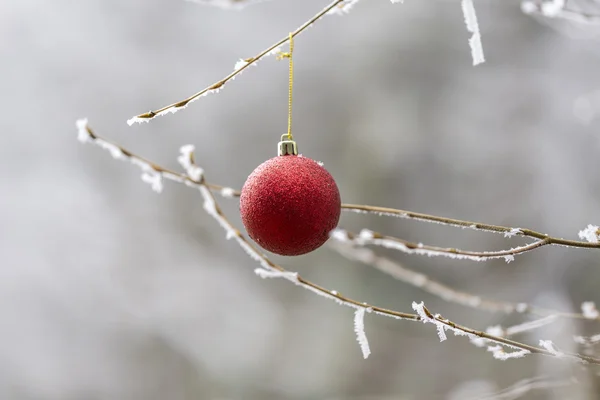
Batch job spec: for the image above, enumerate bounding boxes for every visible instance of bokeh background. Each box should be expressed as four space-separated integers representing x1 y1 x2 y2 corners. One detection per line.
2 0 600 398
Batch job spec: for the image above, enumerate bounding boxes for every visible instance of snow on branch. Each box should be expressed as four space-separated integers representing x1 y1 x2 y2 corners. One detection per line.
461 0 485 66
77 120 600 365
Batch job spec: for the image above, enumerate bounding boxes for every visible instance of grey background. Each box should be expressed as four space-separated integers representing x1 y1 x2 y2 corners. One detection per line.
2 0 600 398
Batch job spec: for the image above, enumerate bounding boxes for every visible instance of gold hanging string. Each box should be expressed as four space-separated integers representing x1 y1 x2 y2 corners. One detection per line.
277 33 294 141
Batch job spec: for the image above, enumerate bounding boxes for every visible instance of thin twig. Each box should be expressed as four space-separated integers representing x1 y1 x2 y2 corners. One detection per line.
78 120 239 196
332 228 549 263
329 241 600 321
76 120 600 365
342 203 600 249
418 303 599 363
137 188 599 254
205 194 600 251
126 0 346 125
477 376 577 400
78 120 600 323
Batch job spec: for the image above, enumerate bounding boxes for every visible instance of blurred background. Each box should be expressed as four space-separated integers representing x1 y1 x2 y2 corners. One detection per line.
2 0 600 398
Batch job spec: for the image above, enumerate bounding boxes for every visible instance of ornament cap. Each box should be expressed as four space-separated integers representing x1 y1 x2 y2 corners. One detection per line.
278 134 298 156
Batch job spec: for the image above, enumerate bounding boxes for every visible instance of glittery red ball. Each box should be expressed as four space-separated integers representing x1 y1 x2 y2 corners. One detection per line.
240 155 341 256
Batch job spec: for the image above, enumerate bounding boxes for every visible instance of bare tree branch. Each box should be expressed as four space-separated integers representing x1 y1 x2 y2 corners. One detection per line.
76 120 600 365
342 204 600 250
329 241 600 322
126 0 347 125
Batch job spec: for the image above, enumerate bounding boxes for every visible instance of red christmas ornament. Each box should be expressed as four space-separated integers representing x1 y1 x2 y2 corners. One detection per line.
240 138 341 256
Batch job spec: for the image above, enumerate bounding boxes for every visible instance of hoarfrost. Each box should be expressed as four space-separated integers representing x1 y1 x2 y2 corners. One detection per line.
412 301 447 342
254 268 299 280
578 224 599 243
504 228 523 238
327 0 361 15
141 172 163 193
220 187 237 198
461 0 485 65
539 340 564 356
76 118 91 143
487 345 530 360
581 301 599 319
354 308 371 359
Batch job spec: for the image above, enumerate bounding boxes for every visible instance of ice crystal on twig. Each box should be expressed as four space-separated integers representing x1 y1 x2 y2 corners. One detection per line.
461 0 485 66
353 308 371 359
578 224 600 243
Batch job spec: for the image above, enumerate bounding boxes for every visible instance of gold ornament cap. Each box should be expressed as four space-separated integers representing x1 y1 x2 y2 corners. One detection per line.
278 134 298 156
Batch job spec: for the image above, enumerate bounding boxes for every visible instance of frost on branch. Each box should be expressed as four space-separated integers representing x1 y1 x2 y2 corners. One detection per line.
254 268 299 280
487 345 531 361
581 301 599 319
521 0 600 23
233 59 255 71
177 145 204 182
327 0 361 15
574 333 600 346
461 0 485 66
76 118 91 143
141 172 163 193
354 308 371 359
220 187 237 198
578 224 600 243
76 119 165 192
78 121 600 367
540 0 566 17
539 340 564 357
521 0 565 18
504 228 523 238
412 302 540 361
330 228 538 263
412 301 448 342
